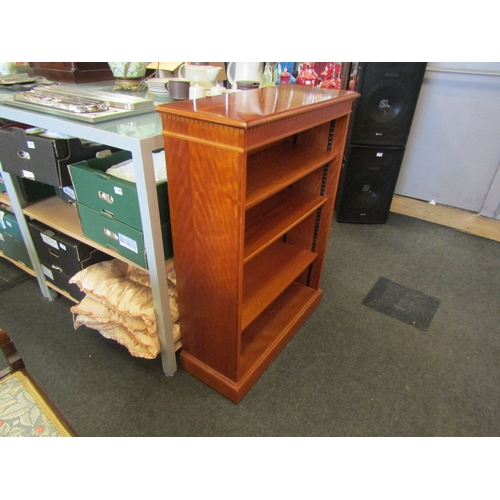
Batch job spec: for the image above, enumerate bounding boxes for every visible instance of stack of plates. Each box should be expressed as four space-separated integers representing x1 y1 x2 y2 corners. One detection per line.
147 78 169 95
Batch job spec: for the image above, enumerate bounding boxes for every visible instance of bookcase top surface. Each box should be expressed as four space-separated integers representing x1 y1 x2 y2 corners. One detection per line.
156 87 358 129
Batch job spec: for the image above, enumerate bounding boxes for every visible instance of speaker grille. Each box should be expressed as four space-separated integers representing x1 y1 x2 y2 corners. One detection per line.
334 62 426 223
336 145 405 223
349 62 427 147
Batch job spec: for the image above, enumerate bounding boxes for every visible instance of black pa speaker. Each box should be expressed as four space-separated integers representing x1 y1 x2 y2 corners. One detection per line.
348 62 427 147
335 62 426 223
335 145 406 224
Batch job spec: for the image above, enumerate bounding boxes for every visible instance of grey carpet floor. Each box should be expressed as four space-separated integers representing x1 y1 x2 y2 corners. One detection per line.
1 213 499 437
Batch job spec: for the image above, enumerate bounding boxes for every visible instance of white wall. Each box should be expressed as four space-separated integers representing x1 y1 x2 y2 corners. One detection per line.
395 62 500 218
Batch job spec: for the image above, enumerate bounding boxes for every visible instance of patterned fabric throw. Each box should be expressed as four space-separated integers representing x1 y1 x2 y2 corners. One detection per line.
0 372 72 437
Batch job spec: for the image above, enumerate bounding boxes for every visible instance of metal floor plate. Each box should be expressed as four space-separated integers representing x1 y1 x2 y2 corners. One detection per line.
362 277 440 331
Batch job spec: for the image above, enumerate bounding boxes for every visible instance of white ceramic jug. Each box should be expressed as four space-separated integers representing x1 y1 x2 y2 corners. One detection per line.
178 64 221 89
227 62 264 88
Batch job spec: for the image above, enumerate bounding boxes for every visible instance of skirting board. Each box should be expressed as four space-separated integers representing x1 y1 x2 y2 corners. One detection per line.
390 195 500 243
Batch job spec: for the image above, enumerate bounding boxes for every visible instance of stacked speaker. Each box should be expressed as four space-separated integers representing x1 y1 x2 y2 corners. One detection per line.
335 62 427 223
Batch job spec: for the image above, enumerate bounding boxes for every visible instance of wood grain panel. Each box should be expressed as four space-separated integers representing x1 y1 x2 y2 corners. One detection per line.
164 135 244 379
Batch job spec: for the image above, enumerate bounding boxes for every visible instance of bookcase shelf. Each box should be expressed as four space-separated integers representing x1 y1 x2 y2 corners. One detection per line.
239 281 321 379
244 187 327 262
246 142 338 209
158 86 358 402
242 239 317 330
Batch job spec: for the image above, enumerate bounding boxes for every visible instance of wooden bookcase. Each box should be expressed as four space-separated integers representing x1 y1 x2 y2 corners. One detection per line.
158 86 359 402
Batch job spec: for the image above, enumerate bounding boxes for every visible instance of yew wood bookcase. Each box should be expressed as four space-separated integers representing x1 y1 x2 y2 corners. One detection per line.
158 86 359 403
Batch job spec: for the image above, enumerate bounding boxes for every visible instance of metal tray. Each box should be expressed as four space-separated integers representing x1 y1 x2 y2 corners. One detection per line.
1 85 156 123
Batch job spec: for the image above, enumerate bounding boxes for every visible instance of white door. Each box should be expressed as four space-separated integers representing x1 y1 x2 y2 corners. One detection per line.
395 63 500 217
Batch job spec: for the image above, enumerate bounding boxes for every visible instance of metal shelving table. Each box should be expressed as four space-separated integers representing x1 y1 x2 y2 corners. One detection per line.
0 83 177 376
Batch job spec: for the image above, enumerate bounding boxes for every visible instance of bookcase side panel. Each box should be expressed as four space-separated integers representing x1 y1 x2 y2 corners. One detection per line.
287 114 352 288
163 135 246 380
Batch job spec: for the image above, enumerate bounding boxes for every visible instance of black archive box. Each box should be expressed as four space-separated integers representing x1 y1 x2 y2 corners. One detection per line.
28 219 112 300
0 171 55 201
0 126 115 188
28 219 112 278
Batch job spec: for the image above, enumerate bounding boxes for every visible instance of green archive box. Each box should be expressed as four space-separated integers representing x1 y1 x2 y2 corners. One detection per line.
0 207 32 269
0 231 33 269
68 150 170 231
76 203 173 269
0 206 24 241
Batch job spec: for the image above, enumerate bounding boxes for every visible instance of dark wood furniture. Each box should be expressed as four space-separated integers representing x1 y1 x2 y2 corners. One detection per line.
0 328 77 435
158 86 359 402
28 62 114 83
0 328 24 379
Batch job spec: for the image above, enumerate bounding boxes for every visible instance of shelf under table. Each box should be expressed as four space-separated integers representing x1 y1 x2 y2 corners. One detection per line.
21 196 176 272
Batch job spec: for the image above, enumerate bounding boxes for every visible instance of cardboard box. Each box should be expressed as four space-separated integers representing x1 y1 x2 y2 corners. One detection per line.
0 231 32 269
0 126 115 188
28 219 111 278
0 205 24 241
0 172 56 201
147 62 227 82
54 185 77 205
0 210 85 299
75 202 173 269
38 263 85 301
68 150 170 231
28 218 111 301
0 207 32 269
147 62 183 79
